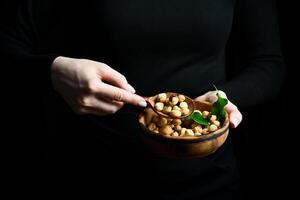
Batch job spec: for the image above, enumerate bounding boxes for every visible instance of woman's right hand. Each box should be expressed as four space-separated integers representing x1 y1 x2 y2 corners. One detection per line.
51 56 147 116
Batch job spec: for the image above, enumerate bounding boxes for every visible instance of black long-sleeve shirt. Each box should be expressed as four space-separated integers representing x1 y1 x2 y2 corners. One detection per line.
0 0 284 108
0 1 285 198
0 0 286 154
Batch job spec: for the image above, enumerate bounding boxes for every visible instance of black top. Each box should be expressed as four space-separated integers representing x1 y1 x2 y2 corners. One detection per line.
0 0 285 141
0 0 284 107
0 1 285 198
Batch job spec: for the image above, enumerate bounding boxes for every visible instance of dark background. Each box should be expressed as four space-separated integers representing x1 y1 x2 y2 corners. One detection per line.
0 0 296 198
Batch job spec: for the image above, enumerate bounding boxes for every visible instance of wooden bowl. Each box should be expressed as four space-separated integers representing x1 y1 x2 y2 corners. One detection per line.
138 100 229 159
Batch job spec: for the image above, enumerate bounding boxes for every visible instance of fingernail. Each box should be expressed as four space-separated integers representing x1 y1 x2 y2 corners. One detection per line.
138 101 147 107
231 118 238 128
127 84 136 93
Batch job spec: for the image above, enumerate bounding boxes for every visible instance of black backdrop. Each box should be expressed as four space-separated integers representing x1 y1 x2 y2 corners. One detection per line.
0 1 296 198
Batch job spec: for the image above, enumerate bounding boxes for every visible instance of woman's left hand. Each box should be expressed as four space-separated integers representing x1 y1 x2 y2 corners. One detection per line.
195 91 242 128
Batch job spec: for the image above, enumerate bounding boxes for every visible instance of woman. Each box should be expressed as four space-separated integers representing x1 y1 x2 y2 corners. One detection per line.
0 0 284 199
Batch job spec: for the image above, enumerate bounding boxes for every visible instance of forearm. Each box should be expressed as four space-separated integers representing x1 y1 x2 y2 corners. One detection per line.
0 30 58 92
0 0 59 92
219 0 285 108
0 46 58 92
219 57 285 108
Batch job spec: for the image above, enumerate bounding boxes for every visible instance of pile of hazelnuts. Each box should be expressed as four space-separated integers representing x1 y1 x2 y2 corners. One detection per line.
154 93 190 118
146 93 222 137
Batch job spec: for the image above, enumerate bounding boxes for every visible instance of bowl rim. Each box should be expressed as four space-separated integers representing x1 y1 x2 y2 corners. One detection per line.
138 100 230 143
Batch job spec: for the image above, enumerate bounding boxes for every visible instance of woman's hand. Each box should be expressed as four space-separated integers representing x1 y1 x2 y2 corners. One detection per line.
195 90 242 128
51 56 147 116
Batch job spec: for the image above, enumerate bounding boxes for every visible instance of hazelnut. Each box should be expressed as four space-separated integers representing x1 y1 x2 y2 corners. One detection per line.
202 128 209 134
163 106 172 114
172 105 181 111
171 96 179 106
193 126 203 134
157 117 168 127
209 124 218 132
170 110 182 117
180 128 187 136
175 125 182 131
154 102 164 111
181 108 190 116
202 111 209 118
213 120 220 127
164 98 170 104
157 93 167 102
179 102 188 109
159 125 174 135
186 129 194 136
148 123 157 131
172 119 182 126
210 115 217 122
172 132 179 137
178 95 186 102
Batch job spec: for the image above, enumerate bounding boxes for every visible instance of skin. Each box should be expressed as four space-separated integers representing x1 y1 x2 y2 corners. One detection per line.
51 56 242 128
51 56 147 116
195 91 242 128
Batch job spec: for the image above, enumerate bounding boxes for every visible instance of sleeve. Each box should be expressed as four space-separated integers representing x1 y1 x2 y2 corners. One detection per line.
219 0 285 108
0 0 59 92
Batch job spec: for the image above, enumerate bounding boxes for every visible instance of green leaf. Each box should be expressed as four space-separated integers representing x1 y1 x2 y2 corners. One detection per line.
187 112 209 126
211 87 228 120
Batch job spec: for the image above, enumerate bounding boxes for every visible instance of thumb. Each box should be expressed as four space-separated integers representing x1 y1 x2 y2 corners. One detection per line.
225 101 243 128
195 91 216 103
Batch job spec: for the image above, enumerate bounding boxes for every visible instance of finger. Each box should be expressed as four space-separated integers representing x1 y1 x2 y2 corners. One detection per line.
194 94 208 102
80 96 125 115
225 101 242 128
206 90 227 103
99 64 135 93
111 100 125 106
94 82 147 107
195 91 218 103
196 91 241 128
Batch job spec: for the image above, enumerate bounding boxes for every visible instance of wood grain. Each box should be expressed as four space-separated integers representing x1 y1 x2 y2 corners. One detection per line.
138 100 229 159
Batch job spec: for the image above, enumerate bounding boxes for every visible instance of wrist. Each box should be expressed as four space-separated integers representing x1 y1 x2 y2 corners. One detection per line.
51 56 72 89
51 56 69 71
